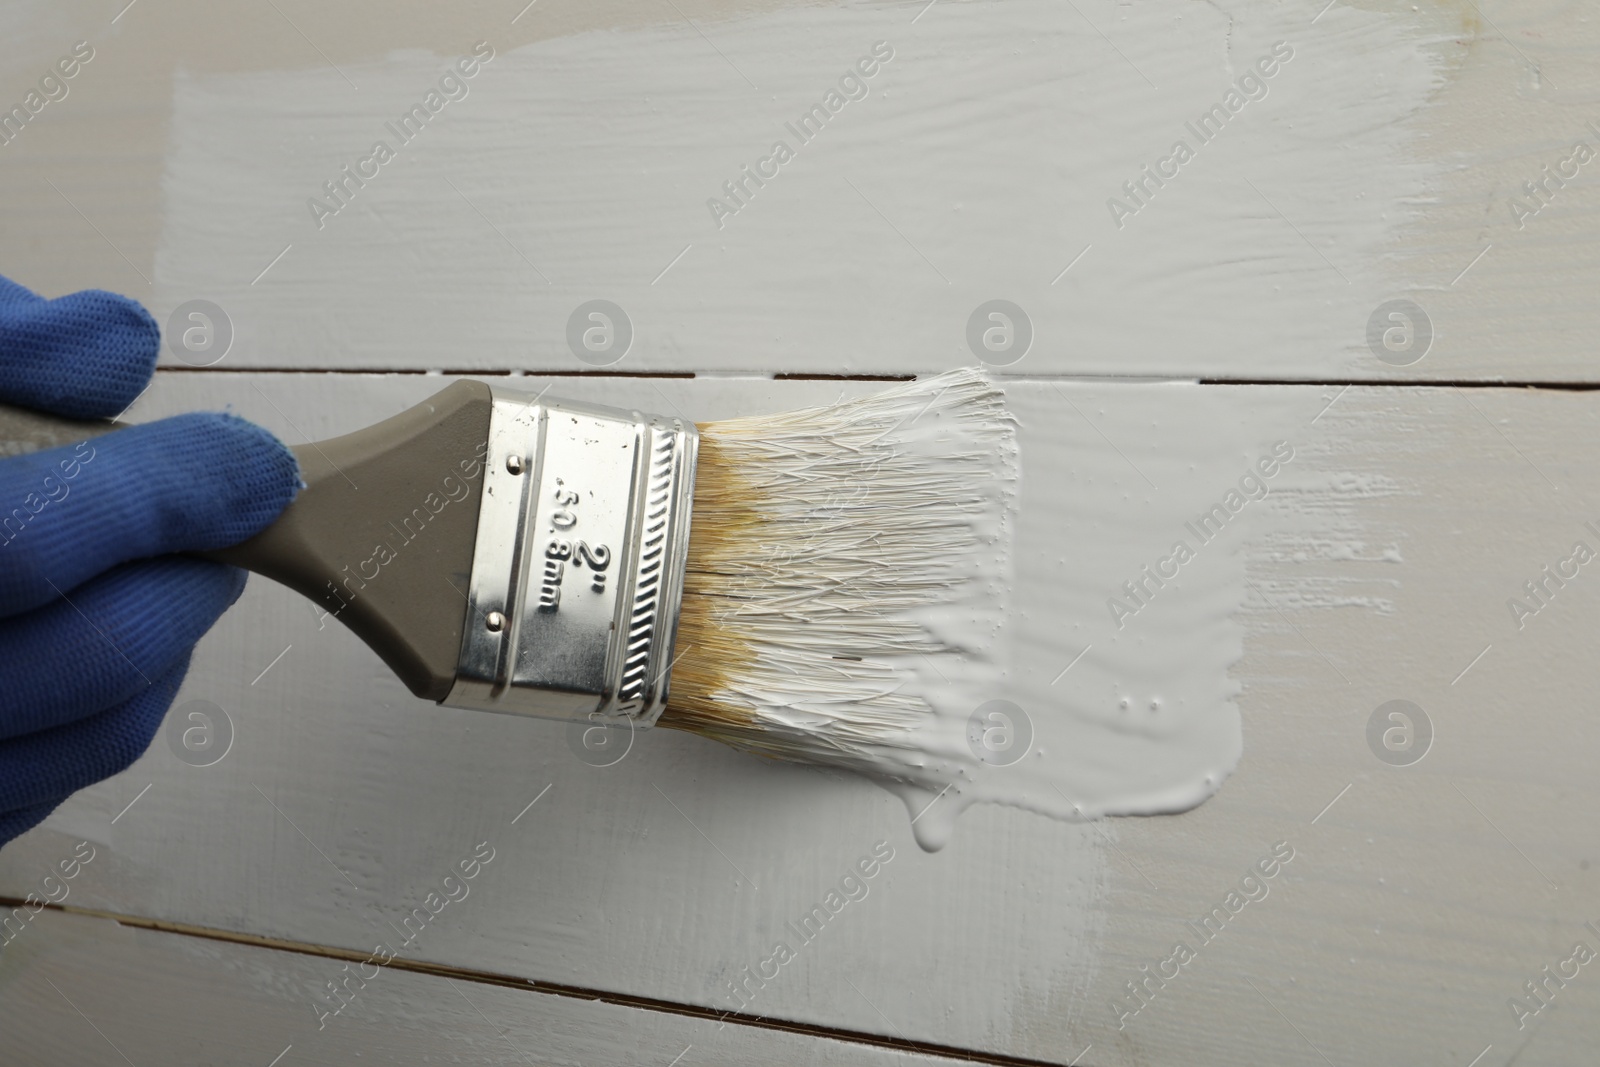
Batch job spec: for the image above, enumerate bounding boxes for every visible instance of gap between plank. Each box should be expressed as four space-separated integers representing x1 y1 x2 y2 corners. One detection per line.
158 366 698 378
1201 376 1600 391
157 367 914 383
0 896 1074 1067
154 367 1600 391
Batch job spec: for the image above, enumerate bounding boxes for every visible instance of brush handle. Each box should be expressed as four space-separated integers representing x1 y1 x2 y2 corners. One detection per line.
0 381 492 701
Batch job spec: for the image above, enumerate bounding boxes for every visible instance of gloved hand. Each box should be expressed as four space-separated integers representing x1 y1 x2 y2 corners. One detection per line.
0 275 299 848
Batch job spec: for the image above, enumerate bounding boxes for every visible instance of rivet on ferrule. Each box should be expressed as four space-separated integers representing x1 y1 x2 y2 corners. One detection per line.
445 388 699 727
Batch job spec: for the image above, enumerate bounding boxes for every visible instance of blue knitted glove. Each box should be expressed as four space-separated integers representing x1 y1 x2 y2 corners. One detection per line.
0 276 300 848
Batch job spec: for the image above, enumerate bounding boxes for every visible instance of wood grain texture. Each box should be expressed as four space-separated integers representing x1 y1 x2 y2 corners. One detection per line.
3 373 1599 1065
0 906 990 1066
2 0 1598 1063
0 0 1595 379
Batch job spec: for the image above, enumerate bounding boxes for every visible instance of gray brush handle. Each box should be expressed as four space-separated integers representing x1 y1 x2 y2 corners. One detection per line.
0 381 493 701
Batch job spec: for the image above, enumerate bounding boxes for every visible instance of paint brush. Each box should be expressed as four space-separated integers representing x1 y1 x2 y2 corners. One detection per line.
0 370 1016 777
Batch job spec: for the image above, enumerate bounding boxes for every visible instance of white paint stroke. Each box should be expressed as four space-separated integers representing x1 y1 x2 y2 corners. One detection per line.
151 0 1444 376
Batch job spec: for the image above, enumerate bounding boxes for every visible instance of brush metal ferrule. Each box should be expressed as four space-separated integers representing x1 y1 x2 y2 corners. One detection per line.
445 386 698 727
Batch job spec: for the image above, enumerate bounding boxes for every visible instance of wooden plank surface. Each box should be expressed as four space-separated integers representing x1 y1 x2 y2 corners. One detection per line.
0 906 989 1066
4 0 1600 1064
0 0 1595 379
4 373 1600 1065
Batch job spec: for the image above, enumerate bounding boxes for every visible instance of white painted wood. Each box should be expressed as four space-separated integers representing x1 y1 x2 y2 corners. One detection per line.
4 373 1599 1065
0 0 1596 379
0 906 986 1066
3 0 1599 1062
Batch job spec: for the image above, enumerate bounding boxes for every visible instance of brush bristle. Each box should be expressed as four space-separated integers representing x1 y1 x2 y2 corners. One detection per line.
660 368 1018 779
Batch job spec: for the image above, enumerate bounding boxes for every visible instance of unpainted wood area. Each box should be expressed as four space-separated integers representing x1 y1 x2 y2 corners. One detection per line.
0 906 997 1066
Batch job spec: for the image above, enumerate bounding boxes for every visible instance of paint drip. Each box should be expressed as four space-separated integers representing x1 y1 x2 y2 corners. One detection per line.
665 370 1244 850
